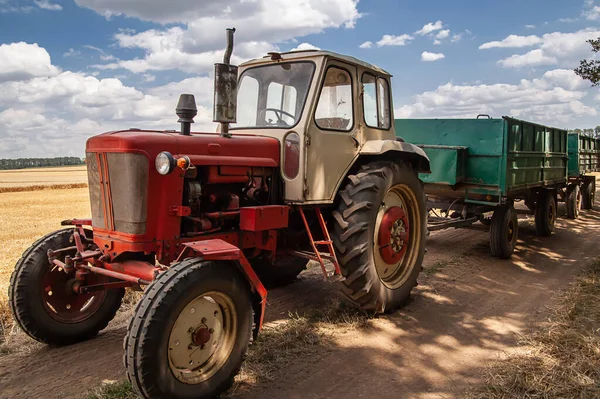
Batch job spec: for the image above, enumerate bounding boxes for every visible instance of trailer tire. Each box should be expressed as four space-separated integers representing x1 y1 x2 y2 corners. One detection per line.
566 184 581 219
9 229 124 346
582 180 595 210
489 205 518 259
124 259 253 399
332 161 426 313
535 191 556 236
250 256 308 288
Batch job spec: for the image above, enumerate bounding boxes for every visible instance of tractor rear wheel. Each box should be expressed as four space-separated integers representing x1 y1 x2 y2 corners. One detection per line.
566 184 581 219
124 259 254 399
9 229 124 345
332 161 426 313
489 205 518 259
250 255 308 288
582 180 595 210
535 190 556 236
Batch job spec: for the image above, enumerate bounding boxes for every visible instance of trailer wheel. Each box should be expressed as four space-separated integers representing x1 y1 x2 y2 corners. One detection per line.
582 180 595 210
250 255 308 288
566 184 581 219
124 259 253 399
535 191 556 236
489 205 518 259
9 229 124 345
332 161 426 313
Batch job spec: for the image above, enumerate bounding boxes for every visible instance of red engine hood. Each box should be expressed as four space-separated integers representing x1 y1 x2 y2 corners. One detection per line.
86 130 280 167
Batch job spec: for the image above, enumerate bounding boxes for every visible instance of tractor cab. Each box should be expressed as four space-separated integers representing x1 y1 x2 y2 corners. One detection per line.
229 50 416 203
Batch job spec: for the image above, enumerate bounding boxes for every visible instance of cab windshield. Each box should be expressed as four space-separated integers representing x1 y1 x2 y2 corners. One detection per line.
231 62 315 129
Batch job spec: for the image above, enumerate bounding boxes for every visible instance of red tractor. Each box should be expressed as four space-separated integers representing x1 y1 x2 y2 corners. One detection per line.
9 29 430 398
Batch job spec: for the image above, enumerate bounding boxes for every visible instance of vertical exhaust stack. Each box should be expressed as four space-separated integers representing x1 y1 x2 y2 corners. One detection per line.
176 94 197 136
213 28 238 138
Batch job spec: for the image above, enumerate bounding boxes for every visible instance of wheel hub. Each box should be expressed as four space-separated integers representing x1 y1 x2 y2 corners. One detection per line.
168 292 236 384
378 206 410 264
191 326 212 347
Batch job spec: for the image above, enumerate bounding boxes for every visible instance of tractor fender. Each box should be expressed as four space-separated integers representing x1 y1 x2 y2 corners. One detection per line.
359 139 431 173
178 239 267 335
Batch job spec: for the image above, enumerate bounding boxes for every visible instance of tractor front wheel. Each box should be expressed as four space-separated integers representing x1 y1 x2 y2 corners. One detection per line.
9 229 124 345
332 161 426 313
124 259 254 399
566 184 581 219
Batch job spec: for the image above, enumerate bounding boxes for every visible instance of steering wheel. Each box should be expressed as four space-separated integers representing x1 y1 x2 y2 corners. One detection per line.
259 108 295 126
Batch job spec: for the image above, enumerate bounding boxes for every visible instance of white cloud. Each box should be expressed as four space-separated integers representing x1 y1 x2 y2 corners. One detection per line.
395 70 597 125
498 49 557 68
436 29 450 39
484 29 600 69
376 34 413 47
359 41 372 49
290 42 321 51
584 5 600 20
525 24 536 29
0 42 221 157
84 1 361 74
433 40 442 46
479 35 543 49
63 48 81 57
415 20 443 36
421 51 445 62
75 0 361 48
0 42 60 82
34 0 62 11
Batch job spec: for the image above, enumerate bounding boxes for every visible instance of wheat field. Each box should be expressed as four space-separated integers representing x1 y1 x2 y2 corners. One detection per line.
0 167 90 345
0 165 87 190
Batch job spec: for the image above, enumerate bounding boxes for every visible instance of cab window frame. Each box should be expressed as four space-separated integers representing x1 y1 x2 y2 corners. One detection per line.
313 64 356 133
361 72 392 131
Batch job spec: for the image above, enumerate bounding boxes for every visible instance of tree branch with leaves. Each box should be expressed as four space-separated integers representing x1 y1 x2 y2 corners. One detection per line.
575 38 600 86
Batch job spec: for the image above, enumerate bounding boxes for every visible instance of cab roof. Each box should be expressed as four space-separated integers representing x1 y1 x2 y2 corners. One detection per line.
240 49 392 77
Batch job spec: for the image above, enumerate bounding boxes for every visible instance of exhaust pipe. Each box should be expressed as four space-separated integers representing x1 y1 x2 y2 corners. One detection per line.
213 28 238 138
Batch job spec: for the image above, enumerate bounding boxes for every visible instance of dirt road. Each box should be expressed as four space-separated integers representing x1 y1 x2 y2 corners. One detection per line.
0 204 598 399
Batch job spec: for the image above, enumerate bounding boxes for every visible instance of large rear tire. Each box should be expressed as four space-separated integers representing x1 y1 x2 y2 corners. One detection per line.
489 205 518 259
566 184 581 219
124 259 253 399
535 190 556 236
332 162 426 313
9 229 124 345
249 256 308 288
582 180 595 210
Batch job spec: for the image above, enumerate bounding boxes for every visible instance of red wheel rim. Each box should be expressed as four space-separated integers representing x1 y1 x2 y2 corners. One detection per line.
377 206 410 264
42 264 108 324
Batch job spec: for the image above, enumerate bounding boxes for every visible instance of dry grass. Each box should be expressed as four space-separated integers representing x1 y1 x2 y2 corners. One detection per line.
0 183 87 193
228 298 373 396
0 182 91 351
468 260 600 399
0 165 87 189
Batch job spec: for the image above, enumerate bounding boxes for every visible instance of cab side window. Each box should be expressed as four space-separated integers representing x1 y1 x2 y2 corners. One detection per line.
362 73 391 129
315 67 354 131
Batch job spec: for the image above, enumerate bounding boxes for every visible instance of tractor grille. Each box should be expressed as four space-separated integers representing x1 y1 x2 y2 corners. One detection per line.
86 152 149 235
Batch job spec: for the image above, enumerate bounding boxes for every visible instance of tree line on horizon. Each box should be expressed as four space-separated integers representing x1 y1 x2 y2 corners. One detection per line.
0 157 85 170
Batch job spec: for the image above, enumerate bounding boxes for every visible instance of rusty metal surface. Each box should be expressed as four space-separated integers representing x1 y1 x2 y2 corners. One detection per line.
213 63 238 124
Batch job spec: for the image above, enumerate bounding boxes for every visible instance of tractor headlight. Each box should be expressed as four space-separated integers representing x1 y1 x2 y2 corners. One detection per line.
155 151 176 175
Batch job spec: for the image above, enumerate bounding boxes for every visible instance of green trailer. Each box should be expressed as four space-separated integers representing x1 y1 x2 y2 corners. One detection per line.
395 116 569 258
565 133 599 217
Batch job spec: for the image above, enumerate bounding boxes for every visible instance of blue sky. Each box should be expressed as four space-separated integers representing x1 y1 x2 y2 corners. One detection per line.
0 0 599 158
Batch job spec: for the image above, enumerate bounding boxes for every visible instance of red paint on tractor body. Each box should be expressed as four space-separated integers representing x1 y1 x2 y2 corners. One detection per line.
240 206 289 232
85 129 280 264
180 239 268 328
